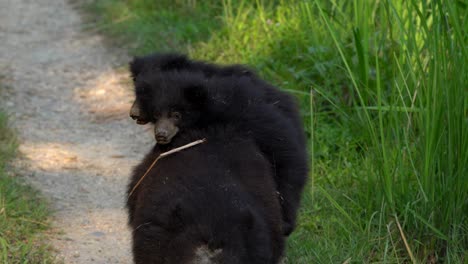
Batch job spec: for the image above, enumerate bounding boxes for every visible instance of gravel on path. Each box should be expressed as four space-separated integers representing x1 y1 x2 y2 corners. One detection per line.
0 0 152 262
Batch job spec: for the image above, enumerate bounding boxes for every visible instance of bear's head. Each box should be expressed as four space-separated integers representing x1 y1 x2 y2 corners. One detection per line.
130 69 210 145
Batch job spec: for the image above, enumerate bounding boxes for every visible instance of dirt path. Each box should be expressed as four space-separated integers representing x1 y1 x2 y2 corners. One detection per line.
0 0 152 262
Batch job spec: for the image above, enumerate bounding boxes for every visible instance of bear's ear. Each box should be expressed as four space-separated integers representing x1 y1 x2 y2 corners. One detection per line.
184 84 208 106
129 56 145 80
222 65 256 77
158 53 190 71
130 53 190 80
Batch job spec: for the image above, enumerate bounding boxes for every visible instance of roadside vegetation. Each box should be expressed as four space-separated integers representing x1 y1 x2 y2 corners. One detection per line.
86 0 467 262
0 86 54 262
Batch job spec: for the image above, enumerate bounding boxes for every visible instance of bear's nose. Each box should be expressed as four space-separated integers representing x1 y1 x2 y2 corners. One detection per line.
155 130 168 138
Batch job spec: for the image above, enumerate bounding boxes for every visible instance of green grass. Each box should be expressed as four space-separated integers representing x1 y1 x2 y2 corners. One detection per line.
0 104 54 261
83 0 225 54
85 0 467 262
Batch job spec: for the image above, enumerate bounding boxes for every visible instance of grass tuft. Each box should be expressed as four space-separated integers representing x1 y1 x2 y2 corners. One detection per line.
0 104 55 262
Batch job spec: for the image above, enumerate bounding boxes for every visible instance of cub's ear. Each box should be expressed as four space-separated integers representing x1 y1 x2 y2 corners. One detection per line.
222 65 256 77
129 56 145 80
158 53 190 71
184 84 208 106
130 53 190 80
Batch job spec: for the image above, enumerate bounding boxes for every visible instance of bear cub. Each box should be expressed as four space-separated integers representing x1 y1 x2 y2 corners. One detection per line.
129 53 309 235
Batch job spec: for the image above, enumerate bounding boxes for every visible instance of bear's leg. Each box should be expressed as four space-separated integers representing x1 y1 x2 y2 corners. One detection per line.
243 105 308 235
132 224 166 264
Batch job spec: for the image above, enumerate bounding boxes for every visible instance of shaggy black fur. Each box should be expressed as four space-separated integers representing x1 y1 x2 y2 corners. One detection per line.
127 126 284 263
129 53 306 147
130 54 308 235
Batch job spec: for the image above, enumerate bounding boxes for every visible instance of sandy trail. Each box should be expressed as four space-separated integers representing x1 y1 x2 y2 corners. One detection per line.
0 0 152 262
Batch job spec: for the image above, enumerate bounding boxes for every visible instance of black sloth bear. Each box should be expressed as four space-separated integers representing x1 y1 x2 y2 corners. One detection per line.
129 53 308 235
128 127 284 262
129 53 306 146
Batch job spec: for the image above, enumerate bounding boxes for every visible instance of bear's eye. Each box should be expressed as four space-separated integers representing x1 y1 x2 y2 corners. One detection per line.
171 111 182 120
136 82 150 95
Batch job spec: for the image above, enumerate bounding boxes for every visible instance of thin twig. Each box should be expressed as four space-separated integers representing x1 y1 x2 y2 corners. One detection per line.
342 257 352 264
127 139 206 199
395 214 416 264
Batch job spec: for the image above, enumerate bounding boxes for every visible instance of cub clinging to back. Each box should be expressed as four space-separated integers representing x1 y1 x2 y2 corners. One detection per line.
129 54 309 235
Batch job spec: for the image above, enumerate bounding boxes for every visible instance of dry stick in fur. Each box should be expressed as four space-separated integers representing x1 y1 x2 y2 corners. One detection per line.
127 138 207 199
